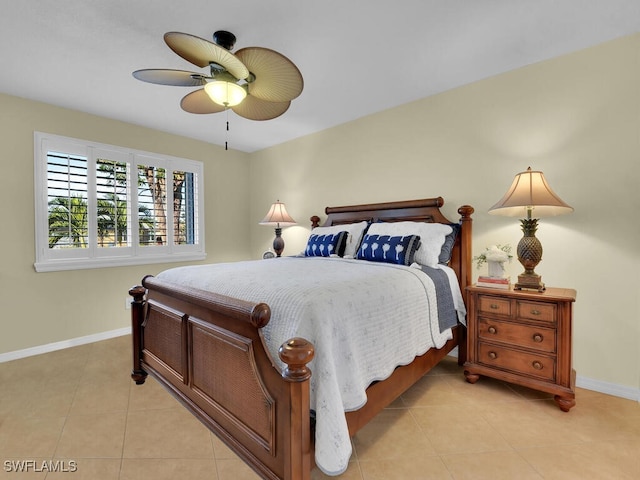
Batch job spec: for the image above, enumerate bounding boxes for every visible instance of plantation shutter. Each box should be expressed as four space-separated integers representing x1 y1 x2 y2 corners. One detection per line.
46 151 89 249
96 158 130 248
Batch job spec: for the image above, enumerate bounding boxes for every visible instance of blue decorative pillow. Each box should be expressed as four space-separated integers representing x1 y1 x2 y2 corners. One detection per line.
356 234 421 266
439 223 460 264
304 231 348 257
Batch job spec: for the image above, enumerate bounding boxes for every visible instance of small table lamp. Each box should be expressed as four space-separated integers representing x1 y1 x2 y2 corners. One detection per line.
489 167 573 291
260 200 297 257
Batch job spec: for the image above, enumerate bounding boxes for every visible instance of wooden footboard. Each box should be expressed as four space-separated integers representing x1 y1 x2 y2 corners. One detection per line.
130 277 315 480
130 281 463 479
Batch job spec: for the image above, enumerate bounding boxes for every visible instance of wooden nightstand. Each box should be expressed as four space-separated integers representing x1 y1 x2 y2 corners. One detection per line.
464 285 577 411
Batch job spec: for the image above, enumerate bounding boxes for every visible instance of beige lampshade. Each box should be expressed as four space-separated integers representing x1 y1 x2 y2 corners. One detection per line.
489 167 573 218
260 201 296 227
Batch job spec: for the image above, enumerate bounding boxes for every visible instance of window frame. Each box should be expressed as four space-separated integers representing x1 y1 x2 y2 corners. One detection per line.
34 132 206 272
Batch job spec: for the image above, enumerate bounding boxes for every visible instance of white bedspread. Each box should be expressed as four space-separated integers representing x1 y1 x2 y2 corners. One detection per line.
157 256 465 476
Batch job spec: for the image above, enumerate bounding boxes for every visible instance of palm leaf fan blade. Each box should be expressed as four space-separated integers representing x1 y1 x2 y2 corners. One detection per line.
164 32 249 80
180 89 226 114
132 69 208 87
235 47 303 102
231 95 290 120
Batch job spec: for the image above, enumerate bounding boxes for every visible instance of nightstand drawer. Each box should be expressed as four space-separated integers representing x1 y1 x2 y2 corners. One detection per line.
478 318 556 353
517 301 556 323
477 343 556 381
478 295 511 316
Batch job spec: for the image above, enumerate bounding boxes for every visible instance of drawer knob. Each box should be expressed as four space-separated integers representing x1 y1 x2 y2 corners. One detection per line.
490 304 500 310
532 361 543 370
488 351 497 360
531 309 541 316
488 326 497 334
533 334 543 343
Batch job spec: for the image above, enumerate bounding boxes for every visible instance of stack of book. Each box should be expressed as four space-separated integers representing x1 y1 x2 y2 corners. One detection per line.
477 276 510 289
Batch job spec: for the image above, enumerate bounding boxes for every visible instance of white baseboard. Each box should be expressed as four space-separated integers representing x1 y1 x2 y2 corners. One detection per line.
0 327 131 363
448 349 639 403
576 375 640 402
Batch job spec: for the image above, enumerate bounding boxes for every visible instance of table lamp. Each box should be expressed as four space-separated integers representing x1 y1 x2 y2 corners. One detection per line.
489 167 573 291
260 200 297 257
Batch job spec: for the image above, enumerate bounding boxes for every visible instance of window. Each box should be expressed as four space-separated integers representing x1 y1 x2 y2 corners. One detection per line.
34 132 205 272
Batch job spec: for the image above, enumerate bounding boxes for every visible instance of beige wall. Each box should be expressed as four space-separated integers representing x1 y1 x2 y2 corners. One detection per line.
250 34 640 392
1 33 638 395
0 94 252 354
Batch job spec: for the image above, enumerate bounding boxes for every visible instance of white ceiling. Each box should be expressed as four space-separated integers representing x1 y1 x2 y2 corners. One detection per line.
2 1 639 153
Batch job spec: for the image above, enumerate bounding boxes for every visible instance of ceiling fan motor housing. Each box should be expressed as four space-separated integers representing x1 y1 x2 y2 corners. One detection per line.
213 31 236 51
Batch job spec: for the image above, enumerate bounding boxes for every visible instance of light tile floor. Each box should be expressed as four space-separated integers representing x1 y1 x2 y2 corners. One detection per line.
0 335 638 479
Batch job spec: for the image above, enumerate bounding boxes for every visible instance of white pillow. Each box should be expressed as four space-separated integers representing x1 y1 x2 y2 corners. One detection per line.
365 221 453 267
309 221 369 257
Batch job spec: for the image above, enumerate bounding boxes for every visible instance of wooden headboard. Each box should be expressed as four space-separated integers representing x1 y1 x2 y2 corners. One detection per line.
310 197 474 294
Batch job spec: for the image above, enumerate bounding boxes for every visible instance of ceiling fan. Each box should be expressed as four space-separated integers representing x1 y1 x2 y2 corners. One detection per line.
133 30 304 124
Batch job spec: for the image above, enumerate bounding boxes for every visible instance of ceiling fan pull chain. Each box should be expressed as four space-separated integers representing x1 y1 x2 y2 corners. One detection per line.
225 108 230 150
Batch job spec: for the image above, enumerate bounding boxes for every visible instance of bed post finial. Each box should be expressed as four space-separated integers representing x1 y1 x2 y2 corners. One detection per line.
458 205 474 219
310 215 321 228
457 204 474 291
279 337 315 382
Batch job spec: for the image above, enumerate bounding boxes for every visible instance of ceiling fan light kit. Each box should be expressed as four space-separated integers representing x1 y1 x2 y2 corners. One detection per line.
205 80 247 107
133 29 303 148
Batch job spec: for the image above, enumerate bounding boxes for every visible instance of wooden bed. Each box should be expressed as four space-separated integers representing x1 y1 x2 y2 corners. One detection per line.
129 197 474 480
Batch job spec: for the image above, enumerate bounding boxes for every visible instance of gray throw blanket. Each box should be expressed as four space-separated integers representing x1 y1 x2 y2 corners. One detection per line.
420 265 459 332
